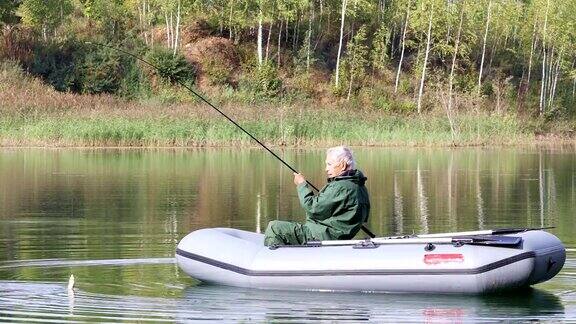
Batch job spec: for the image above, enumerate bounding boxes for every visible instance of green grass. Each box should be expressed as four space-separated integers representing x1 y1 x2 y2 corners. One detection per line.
0 112 538 147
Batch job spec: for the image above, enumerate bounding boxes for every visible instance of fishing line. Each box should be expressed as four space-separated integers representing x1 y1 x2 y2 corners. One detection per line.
85 41 376 238
85 41 319 191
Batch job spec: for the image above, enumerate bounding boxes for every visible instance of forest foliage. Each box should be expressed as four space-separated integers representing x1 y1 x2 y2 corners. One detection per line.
0 0 575 119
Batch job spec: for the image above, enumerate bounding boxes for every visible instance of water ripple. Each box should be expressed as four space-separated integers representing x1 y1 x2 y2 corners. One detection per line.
0 258 175 270
1 281 571 323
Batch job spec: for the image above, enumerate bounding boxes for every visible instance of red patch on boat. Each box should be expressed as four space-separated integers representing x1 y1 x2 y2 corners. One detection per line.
423 308 465 317
424 253 464 265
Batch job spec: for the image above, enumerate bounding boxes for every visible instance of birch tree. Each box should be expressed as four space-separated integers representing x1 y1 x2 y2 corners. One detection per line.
477 0 492 94
19 0 73 41
334 0 348 87
539 0 550 115
447 2 464 117
161 0 182 54
394 0 410 94
416 0 434 114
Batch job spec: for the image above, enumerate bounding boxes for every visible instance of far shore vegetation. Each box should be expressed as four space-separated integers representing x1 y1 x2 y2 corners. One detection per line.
1 0 575 147
2 61 573 147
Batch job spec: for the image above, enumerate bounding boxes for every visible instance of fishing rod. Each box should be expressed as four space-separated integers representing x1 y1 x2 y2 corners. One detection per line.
85 41 376 238
85 41 318 191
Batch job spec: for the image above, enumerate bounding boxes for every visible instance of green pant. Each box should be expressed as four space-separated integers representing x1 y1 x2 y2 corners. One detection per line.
264 220 312 246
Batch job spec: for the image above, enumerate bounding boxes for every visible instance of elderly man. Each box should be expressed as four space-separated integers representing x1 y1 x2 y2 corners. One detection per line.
264 146 370 246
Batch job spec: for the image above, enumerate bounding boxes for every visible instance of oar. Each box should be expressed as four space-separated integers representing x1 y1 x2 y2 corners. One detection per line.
304 235 522 247
319 226 553 243
415 226 554 239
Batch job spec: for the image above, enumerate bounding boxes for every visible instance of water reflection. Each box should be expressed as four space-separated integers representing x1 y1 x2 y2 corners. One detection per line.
0 281 566 322
1 147 576 321
393 173 404 235
180 285 567 322
1 146 576 255
476 153 485 230
416 159 429 233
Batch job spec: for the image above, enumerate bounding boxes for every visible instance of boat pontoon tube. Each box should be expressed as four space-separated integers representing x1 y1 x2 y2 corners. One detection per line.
176 228 565 294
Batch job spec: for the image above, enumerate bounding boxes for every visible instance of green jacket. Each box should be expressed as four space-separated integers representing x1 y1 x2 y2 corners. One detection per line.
297 169 370 241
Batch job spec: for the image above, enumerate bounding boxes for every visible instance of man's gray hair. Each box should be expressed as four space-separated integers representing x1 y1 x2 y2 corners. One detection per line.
326 146 356 170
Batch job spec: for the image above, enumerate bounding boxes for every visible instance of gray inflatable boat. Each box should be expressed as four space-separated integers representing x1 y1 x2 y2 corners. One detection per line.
176 228 565 294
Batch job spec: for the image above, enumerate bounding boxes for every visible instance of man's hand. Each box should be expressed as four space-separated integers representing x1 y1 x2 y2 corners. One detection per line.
293 173 306 186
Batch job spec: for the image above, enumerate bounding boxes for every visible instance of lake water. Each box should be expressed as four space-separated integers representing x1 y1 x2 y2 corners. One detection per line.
0 147 575 322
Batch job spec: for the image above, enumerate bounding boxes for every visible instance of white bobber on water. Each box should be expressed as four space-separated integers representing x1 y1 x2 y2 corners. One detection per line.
67 274 75 294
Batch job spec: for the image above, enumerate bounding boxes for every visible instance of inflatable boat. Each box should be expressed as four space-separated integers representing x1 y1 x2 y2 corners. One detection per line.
176 228 565 294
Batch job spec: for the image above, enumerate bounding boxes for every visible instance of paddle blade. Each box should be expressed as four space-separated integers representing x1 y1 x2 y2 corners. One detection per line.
456 235 522 247
491 227 555 235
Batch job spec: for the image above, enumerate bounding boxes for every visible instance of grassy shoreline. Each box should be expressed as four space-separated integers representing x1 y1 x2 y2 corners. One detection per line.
1 62 575 148
1 112 573 148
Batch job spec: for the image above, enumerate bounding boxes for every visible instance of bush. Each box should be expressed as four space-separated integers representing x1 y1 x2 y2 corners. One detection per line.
242 62 282 97
373 94 392 111
80 44 129 94
202 56 233 86
145 47 196 86
455 73 477 93
117 60 151 99
28 39 82 92
393 99 417 113
0 59 25 80
0 26 34 62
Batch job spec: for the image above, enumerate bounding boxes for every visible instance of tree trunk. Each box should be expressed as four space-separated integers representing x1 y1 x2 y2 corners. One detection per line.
549 49 562 109
164 11 171 48
335 0 348 87
173 0 181 56
257 12 263 67
525 21 537 94
448 6 464 117
478 0 492 94
390 23 396 59
140 1 149 45
394 5 410 94
572 60 576 101
573 76 576 100
138 2 143 36
306 1 314 72
540 45 547 113
265 23 272 62
277 20 283 67
546 45 555 106
285 18 289 48
147 2 153 46
293 14 300 51
487 39 497 76
170 11 174 48
229 0 234 40
417 6 434 114
539 0 549 115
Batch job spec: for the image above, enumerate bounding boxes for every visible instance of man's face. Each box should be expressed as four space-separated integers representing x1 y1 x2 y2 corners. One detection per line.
325 156 346 178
